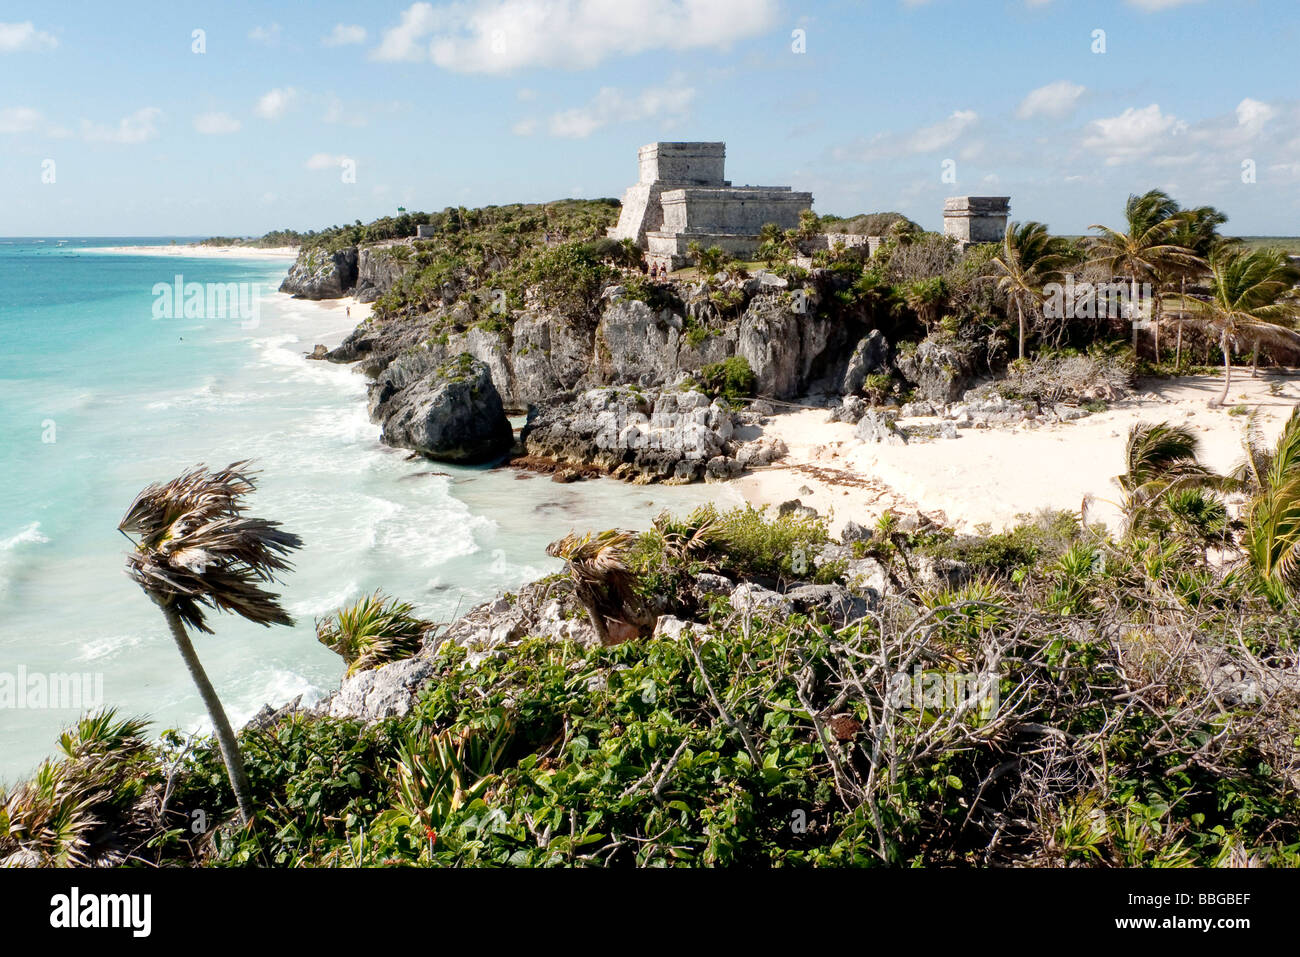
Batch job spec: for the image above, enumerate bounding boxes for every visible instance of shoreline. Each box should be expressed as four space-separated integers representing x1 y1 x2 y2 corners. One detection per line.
737 371 1300 535
280 286 1300 537
85 243 300 260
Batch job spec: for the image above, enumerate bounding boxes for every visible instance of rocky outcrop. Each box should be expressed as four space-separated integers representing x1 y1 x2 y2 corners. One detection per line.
737 290 837 400
280 247 359 300
368 351 513 462
894 337 975 405
518 387 756 484
354 244 415 302
855 409 909 445
841 330 890 395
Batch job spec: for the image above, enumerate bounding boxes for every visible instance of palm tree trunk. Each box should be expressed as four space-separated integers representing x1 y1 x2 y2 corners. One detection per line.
1218 336 1233 407
162 605 255 826
1017 299 1025 361
1176 277 1185 369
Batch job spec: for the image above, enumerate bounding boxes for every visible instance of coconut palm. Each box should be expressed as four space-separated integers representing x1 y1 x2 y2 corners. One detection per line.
547 529 648 645
1178 248 1300 406
1237 409 1300 605
316 590 432 677
990 221 1073 360
1117 422 1214 534
1090 190 1202 354
1164 206 1231 366
902 276 949 334
118 461 302 826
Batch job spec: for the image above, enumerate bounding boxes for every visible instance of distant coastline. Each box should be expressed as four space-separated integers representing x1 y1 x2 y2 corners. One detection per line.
83 243 299 260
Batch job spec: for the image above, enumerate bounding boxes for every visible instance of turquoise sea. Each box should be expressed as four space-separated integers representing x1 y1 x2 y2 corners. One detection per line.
0 239 734 785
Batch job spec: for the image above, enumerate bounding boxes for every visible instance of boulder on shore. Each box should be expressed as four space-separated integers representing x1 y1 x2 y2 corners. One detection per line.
279 247 358 300
369 351 513 463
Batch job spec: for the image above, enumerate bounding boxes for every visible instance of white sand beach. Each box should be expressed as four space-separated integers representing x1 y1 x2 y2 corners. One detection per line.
87 243 300 260
735 372 1300 535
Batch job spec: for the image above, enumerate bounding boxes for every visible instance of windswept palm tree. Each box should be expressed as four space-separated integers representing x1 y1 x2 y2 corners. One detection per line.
1178 248 1300 405
990 221 1073 360
547 529 648 645
1090 190 1202 353
1117 422 1214 534
118 461 302 826
1237 408 1300 605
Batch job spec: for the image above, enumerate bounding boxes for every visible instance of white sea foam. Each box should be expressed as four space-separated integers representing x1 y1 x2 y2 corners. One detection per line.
0 522 48 596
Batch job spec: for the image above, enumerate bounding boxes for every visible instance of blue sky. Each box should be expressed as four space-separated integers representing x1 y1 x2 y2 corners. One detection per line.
2 0 1298 237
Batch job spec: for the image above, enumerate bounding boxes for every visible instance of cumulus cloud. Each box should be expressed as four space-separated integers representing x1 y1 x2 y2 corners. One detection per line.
82 107 162 144
323 24 367 46
1082 104 1187 165
255 87 298 120
372 0 778 72
0 21 57 52
193 112 241 135
1235 97 1276 134
1017 80 1086 120
0 106 42 133
544 82 695 138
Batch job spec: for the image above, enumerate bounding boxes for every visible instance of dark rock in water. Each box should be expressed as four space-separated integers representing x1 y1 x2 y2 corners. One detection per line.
368 351 513 463
306 344 329 360
842 329 889 395
280 247 359 300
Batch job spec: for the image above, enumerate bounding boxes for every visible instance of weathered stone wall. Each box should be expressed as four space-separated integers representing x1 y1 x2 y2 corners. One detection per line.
658 187 811 235
638 142 726 186
943 196 1010 244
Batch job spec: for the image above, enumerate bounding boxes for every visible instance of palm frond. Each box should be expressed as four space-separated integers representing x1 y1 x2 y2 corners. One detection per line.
119 462 303 632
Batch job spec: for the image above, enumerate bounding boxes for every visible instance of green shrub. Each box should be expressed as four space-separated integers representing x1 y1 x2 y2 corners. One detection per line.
696 356 757 403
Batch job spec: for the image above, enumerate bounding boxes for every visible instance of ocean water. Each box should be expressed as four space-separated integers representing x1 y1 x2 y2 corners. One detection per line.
0 239 737 786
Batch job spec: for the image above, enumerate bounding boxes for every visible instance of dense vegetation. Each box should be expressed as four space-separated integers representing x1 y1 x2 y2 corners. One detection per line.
12 188 1295 868
5 408 1300 867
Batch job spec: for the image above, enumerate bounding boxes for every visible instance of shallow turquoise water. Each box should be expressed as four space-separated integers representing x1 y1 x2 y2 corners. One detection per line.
0 239 735 785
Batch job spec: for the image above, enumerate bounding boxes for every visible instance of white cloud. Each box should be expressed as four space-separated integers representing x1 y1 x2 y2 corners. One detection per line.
0 106 42 133
249 23 282 45
546 82 695 138
832 109 979 163
1082 104 1187 165
1235 98 1275 134
305 152 351 170
82 107 162 144
907 110 978 153
0 21 57 52
1126 0 1203 10
193 112 241 135
511 117 538 136
516 87 537 102
323 24 367 46
255 87 298 120
1017 80 1086 120
373 0 778 72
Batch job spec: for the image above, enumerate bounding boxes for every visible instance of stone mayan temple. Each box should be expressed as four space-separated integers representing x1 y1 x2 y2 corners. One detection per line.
608 142 813 270
942 196 1011 246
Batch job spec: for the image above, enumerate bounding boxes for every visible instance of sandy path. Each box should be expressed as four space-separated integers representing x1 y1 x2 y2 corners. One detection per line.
735 372 1300 535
